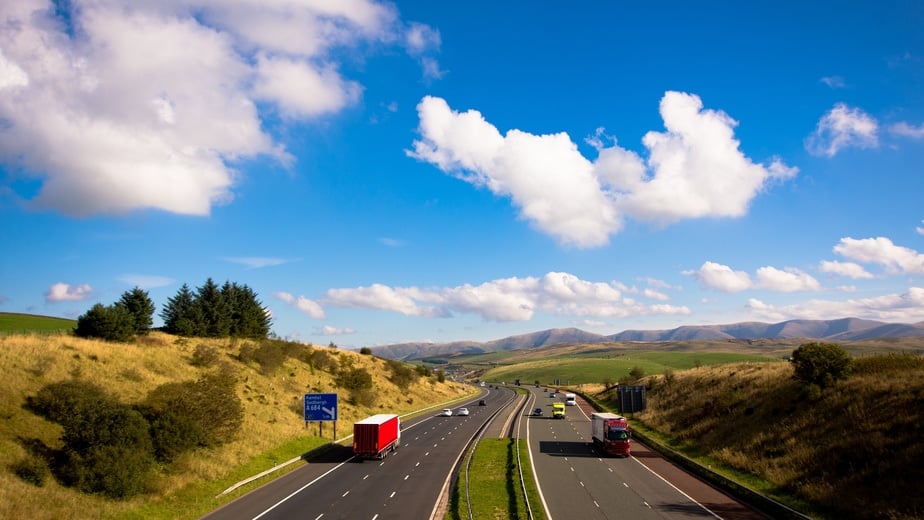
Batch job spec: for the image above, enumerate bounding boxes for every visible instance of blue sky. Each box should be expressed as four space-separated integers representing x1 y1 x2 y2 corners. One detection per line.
2 1 923 347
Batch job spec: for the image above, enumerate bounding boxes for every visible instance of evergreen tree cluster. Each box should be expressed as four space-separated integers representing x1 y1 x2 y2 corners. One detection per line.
73 279 271 342
160 279 271 339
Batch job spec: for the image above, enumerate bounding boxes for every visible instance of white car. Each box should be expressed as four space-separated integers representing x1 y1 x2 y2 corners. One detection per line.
439 408 453 417
457 407 470 416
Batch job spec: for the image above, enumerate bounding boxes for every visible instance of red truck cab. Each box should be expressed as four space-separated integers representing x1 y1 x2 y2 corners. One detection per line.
590 412 631 457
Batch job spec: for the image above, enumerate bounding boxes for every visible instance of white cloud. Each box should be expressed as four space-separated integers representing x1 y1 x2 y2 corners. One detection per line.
917 220 924 236
321 271 690 322
46 283 93 302
379 237 405 247
818 260 874 279
805 103 879 157
274 291 325 319
688 262 752 292
755 266 822 292
833 237 924 275
0 0 421 217
643 288 670 301
223 256 291 269
319 325 356 336
820 76 846 88
889 121 924 139
747 287 924 323
690 262 822 293
409 92 796 248
118 274 176 288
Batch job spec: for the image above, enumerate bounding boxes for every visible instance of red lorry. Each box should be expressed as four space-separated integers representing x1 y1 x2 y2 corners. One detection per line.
590 412 631 457
353 414 401 460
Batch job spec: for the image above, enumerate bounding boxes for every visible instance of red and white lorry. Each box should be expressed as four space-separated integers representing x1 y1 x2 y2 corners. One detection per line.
590 412 631 457
353 414 400 460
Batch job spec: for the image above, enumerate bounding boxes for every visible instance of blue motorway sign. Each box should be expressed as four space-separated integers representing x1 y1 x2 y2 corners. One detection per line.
303 393 338 421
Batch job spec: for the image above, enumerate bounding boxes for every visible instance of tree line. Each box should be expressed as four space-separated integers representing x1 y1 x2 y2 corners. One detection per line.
74 278 271 342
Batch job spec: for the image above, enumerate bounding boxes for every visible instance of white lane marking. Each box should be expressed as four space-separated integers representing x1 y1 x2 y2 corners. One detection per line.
630 456 722 519
404 475 410 480
252 459 353 519
314 515 323 520
363 474 369 479
390 491 396 498
415 462 420 467
594 500 600 508
342 491 350 497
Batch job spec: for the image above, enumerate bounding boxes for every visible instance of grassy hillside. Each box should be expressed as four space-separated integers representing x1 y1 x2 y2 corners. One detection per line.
0 331 474 520
481 351 779 385
623 356 924 519
0 312 75 333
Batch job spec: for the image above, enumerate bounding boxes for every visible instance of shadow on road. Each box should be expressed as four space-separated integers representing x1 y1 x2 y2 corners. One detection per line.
538 440 599 458
301 443 355 464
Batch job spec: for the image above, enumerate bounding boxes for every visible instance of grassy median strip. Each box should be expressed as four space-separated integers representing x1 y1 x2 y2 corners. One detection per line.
447 437 546 520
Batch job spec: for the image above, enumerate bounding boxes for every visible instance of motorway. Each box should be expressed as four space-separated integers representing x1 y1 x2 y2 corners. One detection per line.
205 384 768 520
523 385 768 520
203 386 514 520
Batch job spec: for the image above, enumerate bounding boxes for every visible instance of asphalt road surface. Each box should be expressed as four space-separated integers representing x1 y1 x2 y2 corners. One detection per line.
202 387 512 520
525 386 768 520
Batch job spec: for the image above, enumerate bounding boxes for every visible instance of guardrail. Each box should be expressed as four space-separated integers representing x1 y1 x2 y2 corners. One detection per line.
574 389 812 520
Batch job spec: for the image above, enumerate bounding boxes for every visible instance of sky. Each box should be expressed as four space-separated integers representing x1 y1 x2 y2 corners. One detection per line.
2 1 924 348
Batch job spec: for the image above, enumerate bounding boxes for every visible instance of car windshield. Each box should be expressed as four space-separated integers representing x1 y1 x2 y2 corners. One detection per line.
607 430 629 441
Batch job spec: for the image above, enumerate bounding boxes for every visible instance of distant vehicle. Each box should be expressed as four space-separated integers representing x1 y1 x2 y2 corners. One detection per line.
478 399 486 406
480 381 486 387
458 407 470 416
552 402 566 419
533 407 543 416
590 412 631 457
565 393 577 406
549 392 557 398
439 408 453 417
353 414 400 460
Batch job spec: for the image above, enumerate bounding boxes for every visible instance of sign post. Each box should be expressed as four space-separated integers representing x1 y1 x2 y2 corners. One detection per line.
303 393 338 441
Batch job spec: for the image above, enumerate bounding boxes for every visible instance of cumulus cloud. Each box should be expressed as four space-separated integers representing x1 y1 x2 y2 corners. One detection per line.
274 291 325 319
319 325 356 336
918 221 924 236
321 271 690 322
688 262 752 292
805 103 879 157
818 260 874 279
0 0 431 217
409 92 796 247
747 287 924 323
46 282 93 302
689 262 822 293
833 237 924 275
889 121 924 139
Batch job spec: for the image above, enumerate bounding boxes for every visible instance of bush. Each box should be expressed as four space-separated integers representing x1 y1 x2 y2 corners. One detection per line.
138 407 204 462
12 455 49 487
336 367 373 391
791 342 852 389
26 380 111 423
359 347 372 355
191 344 220 367
386 360 418 389
144 374 243 446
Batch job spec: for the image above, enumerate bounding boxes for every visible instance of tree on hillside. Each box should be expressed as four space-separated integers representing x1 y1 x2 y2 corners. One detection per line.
117 287 155 335
791 342 852 389
160 284 201 336
196 278 230 337
222 281 271 339
74 303 135 342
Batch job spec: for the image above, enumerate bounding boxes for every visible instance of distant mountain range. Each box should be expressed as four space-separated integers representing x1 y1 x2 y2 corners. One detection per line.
370 318 924 361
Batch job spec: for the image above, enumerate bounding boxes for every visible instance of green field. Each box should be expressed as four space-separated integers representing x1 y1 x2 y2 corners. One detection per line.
483 352 780 385
0 312 74 333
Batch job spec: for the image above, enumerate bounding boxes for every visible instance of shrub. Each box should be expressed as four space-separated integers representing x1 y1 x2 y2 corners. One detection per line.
386 359 417 389
336 367 373 391
138 407 203 463
144 374 243 446
359 347 372 355
12 455 49 487
191 344 220 367
791 342 852 389
26 380 110 423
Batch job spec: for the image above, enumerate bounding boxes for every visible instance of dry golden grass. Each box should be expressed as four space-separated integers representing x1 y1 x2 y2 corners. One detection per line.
632 357 924 519
0 332 474 519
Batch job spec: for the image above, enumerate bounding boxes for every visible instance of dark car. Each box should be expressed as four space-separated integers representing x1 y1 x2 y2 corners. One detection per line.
478 399 486 406
533 408 543 416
